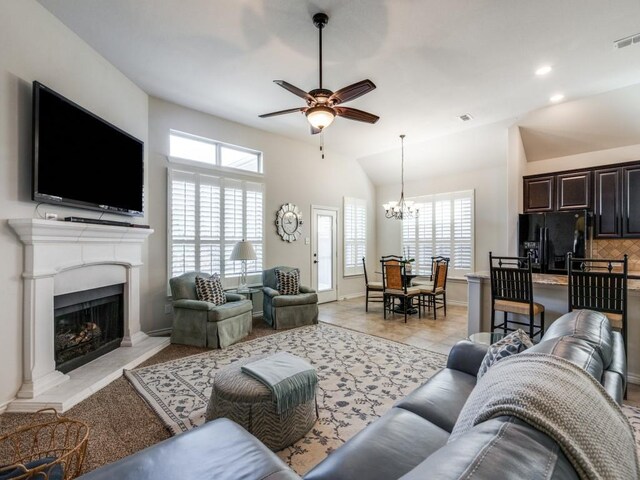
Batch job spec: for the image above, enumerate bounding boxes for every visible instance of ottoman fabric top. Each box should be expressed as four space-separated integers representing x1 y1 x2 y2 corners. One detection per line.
214 355 274 402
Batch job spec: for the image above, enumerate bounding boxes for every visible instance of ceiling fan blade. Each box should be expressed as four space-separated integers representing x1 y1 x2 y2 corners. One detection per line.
329 79 376 105
310 125 322 135
334 107 379 124
259 107 306 118
274 80 315 103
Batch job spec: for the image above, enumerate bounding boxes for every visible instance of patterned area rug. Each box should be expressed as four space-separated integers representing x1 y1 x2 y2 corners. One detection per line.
125 323 447 474
125 323 640 476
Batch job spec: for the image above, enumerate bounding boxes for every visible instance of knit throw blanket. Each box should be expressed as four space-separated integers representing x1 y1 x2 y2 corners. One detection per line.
449 352 639 480
241 351 317 414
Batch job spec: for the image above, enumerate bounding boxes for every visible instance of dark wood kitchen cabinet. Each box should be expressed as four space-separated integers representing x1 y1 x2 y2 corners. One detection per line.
594 168 621 237
622 164 640 237
524 160 640 238
556 170 591 211
523 175 554 212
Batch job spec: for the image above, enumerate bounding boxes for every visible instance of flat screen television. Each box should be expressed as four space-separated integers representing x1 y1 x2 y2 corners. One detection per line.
32 81 144 216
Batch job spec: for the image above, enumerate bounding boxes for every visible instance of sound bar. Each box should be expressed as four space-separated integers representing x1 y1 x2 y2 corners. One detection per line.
64 216 150 228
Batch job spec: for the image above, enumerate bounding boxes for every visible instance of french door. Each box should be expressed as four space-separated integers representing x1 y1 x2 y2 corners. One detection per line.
311 206 338 303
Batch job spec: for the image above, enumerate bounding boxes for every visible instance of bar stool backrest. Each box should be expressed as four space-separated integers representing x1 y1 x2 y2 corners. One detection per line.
489 252 534 305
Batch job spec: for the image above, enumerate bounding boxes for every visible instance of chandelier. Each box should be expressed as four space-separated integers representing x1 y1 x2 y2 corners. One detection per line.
383 134 418 220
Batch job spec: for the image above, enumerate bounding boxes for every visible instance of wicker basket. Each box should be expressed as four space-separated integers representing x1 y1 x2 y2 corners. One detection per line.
0 408 89 479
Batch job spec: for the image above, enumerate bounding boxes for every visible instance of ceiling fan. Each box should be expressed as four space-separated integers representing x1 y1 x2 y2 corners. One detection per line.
259 12 379 134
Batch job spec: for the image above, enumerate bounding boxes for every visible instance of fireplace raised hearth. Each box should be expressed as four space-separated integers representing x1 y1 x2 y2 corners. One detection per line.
54 284 124 374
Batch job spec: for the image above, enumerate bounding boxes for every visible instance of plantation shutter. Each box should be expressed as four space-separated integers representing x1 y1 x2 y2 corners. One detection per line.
245 182 264 275
453 194 473 271
169 169 264 286
170 171 197 278
344 197 367 276
401 190 474 277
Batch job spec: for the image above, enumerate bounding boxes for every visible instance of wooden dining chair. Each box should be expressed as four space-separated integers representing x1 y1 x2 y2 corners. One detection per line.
381 259 421 322
567 253 628 356
489 252 545 341
363 257 383 312
418 257 449 319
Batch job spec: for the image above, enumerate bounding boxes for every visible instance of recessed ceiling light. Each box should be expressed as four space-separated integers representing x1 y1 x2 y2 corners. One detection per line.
535 65 552 76
550 94 565 103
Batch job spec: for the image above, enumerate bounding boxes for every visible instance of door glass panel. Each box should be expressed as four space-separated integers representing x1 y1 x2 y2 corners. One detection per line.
317 214 333 291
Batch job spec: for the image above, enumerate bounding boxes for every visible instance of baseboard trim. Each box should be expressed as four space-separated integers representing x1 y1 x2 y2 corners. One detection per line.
626 372 640 385
339 292 365 301
447 300 467 307
0 398 10 414
147 327 172 337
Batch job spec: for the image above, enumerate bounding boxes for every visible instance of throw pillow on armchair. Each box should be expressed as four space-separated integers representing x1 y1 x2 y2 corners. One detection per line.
195 274 226 305
275 268 300 295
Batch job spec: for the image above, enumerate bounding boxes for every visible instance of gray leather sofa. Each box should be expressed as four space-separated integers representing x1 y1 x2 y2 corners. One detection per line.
78 309 627 480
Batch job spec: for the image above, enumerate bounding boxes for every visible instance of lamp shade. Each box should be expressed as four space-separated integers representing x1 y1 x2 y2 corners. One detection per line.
306 106 335 130
230 240 257 261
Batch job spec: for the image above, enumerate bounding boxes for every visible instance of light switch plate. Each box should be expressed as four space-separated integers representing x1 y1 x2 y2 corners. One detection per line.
305 237 310 245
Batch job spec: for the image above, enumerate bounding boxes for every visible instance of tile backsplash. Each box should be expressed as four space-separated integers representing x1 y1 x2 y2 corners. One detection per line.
591 239 640 271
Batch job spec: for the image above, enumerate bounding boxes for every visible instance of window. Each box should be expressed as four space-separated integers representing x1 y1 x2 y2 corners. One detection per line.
402 190 474 277
169 130 262 174
344 197 367 276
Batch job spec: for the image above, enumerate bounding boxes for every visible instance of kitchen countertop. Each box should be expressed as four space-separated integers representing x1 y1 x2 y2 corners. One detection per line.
466 271 640 290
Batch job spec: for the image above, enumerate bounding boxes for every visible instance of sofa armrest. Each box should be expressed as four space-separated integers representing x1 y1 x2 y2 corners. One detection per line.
263 287 280 298
224 292 245 302
173 299 215 311
446 340 488 377
299 285 316 294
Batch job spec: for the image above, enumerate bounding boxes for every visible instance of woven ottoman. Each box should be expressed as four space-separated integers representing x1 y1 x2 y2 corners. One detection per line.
205 355 318 451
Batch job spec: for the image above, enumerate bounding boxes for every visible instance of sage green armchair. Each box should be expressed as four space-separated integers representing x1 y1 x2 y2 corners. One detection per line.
169 272 253 348
262 266 319 330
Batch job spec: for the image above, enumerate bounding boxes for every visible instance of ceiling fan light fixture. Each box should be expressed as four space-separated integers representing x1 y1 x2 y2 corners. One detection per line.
306 106 335 130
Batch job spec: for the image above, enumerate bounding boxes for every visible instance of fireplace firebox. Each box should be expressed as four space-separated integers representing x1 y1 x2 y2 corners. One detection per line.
54 284 124 374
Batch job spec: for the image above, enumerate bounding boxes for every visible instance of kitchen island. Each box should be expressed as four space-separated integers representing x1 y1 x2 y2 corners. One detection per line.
466 271 640 383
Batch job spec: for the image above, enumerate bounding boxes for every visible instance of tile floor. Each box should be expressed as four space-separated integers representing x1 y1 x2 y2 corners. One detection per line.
318 297 640 408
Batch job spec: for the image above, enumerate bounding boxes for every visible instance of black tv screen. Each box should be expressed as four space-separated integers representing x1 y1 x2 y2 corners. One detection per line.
32 81 144 216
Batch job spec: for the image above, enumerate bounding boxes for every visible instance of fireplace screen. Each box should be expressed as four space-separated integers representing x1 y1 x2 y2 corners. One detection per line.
54 284 124 374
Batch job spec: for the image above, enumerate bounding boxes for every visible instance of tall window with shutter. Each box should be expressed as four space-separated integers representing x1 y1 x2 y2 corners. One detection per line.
167 133 264 285
402 190 474 277
344 197 367 276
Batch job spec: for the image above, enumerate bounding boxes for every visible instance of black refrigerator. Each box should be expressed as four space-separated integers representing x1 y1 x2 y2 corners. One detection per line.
518 210 588 274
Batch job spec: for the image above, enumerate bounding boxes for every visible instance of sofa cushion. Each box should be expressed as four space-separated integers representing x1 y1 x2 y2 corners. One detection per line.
195 274 226 305
394 368 476 432
77 418 300 480
399 416 579 480
303 409 449 480
272 292 318 307
477 329 533 379
276 268 300 295
543 310 613 367
208 299 253 322
528 336 604 381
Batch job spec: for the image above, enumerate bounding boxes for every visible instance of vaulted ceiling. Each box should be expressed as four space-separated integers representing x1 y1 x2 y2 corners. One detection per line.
38 0 640 168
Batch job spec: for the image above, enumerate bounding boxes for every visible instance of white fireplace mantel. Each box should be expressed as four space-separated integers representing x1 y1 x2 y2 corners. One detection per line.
8 218 156 405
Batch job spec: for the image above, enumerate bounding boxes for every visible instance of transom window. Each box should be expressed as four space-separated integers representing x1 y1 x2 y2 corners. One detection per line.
169 130 263 174
402 190 474 277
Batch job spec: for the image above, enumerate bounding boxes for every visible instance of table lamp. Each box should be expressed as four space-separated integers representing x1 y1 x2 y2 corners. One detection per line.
230 240 257 292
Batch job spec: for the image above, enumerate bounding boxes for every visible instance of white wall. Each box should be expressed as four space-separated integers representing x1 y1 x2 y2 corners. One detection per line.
147 97 377 331
0 0 149 409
